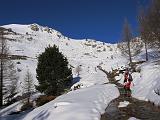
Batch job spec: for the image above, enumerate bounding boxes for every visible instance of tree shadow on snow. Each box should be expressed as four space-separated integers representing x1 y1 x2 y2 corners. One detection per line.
71 76 81 85
32 110 50 120
139 50 160 61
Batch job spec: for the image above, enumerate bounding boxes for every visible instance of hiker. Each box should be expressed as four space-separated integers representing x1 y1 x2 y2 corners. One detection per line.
123 68 133 97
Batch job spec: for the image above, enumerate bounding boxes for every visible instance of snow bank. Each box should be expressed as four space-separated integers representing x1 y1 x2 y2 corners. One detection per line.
0 101 23 116
23 84 119 120
132 61 160 105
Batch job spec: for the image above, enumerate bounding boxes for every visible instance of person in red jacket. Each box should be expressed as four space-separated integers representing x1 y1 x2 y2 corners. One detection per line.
123 68 133 97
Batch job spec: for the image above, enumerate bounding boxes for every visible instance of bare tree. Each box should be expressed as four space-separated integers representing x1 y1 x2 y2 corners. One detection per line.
23 70 34 104
122 19 132 64
0 29 18 106
146 0 160 50
75 65 82 76
138 8 150 61
0 30 8 106
118 19 143 65
3 61 18 104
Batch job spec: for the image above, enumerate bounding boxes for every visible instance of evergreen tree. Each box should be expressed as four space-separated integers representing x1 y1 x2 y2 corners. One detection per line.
36 45 72 96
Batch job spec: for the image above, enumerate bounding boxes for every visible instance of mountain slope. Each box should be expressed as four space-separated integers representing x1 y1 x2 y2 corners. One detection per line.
2 23 127 92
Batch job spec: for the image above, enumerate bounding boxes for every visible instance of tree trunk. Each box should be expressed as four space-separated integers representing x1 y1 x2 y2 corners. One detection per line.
0 33 3 107
0 59 3 106
144 41 148 61
127 39 132 64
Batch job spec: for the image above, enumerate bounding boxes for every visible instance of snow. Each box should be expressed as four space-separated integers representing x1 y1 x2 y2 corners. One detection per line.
1 24 126 94
118 101 130 108
131 61 160 105
128 117 141 120
22 84 119 120
0 101 23 116
0 93 41 116
1 24 160 119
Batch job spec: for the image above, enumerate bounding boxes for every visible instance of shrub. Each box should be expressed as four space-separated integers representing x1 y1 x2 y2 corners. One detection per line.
21 102 33 111
36 95 56 107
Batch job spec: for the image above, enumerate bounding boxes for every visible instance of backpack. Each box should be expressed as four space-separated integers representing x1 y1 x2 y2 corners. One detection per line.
128 74 133 81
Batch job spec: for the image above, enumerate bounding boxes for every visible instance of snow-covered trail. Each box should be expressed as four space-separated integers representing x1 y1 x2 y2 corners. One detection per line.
100 68 160 120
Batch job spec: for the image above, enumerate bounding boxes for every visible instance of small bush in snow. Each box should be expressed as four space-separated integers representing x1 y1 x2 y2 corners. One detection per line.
36 95 56 107
21 102 33 111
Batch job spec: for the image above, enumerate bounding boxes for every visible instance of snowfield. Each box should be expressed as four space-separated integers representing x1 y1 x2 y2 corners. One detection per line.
0 24 160 120
22 84 119 120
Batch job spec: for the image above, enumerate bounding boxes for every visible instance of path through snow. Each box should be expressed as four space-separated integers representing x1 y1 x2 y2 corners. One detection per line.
100 68 160 120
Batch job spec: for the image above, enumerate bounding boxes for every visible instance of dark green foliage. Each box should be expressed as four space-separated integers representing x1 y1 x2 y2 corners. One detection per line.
36 45 72 96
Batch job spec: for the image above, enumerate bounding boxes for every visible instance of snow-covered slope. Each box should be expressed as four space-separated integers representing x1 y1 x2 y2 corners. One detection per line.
23 84 119 120
0 24 126 120
1 24 160 120
2 23 127 92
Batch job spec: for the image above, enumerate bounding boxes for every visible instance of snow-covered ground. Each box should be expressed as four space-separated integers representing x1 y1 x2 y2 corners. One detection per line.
0 24 160 120
132 60 160 105
22 84 119 120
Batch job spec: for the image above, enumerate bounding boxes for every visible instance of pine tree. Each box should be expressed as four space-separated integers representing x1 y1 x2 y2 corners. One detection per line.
36 45 72 96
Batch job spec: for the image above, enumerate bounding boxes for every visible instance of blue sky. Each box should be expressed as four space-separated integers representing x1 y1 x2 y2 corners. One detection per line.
0 0 149 43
